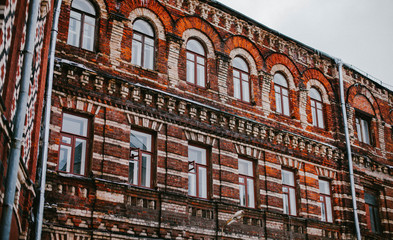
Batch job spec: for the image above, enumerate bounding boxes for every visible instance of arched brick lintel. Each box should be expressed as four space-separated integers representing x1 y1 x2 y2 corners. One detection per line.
265 53 300 79
347 84 382 121
175 16 223 47
224 35 263 70
123 0 175 33
302 68 335 103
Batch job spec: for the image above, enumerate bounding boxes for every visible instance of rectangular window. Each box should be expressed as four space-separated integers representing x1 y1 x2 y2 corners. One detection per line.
319 179 333 222
130 130 153 188
356 113 372 144
365 192 381 233
282 169 297 216
58 113 90 175
188 145 207 199
238 159 255 208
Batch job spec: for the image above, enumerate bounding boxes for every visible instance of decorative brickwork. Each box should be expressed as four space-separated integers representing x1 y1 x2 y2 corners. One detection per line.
41 0 393 239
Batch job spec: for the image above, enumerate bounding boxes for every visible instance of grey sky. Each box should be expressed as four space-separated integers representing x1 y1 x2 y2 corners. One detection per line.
219 0 393 89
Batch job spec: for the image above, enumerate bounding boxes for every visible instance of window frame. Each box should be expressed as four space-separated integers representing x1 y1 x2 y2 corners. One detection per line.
131 19 156 70
319 178 333 223
310 88 325 129
365 191 382 234
233 57 251 103
355 110 373 145
281 168 297 216
57 112 91 176
238 158 255 208
129 128 155 189
188 144 209 199
186 39 207 88
67 0 98 51
274 73 290 116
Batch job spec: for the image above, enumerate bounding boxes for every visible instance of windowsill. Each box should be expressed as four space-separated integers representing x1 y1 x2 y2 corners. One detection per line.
67 44 96 53
131 63 156 73
185 81 208 90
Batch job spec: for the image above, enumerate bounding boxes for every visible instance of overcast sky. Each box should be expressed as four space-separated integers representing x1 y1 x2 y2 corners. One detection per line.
218 0 393 89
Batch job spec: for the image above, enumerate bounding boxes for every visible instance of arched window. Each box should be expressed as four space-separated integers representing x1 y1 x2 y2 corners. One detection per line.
274 73 290 116
233 57 250 102
67 0 97 51
310 88 324 128
132 19 155 70
186 39 206 87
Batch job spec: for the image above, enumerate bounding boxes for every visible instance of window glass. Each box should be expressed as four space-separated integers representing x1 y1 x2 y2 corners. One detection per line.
59 113 89 175
282 169 294 186
319 179 333 222
132 19 155 70
67 0 96 51
186 39 206 87
129 130 153 188
233 57 249 72
186 39 205 55
188 146 208 198
274 73 290 115
309 87 322 101
310 88 324 128
133 19 154 37
233 57 250 102
274 73 288 87
238 159 255 208
356 114 372 144
282 169 296 215
365 192 381 233
62 113 88 136
72 0 95 14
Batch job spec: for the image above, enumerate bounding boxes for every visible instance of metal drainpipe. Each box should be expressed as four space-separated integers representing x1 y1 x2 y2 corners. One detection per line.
34 0 62 238
337 59 361 239
0 0 41 237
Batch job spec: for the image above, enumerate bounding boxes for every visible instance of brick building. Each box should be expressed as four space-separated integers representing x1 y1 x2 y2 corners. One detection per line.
42 0 393 239
0 0 54 238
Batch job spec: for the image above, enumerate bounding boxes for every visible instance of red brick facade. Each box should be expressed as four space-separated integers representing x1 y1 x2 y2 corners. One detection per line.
0 0 54 238
42 0 393 239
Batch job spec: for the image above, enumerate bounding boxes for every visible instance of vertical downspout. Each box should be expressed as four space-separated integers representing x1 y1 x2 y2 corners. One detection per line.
337 60 361 239
0 0 41 237
34 0 62 238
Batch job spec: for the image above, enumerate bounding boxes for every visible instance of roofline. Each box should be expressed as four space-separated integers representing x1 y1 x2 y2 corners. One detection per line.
206 0 393 93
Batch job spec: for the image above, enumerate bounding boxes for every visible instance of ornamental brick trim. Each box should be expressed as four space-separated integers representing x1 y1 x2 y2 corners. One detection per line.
277 154 303 170
183 129 216 146
233 143 262 160
315 166 336 179
58 95 101 116
127 113 163 132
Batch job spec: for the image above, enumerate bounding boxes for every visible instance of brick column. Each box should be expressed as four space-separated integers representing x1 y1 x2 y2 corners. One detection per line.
260 71 273 117
215 51 230 103
166 33 183 89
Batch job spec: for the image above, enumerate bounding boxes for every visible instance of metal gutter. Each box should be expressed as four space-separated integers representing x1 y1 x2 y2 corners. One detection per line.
34 0 63 238
337 59 361 239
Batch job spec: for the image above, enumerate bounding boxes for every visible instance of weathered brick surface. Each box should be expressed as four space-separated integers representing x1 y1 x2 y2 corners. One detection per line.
41 0 393 239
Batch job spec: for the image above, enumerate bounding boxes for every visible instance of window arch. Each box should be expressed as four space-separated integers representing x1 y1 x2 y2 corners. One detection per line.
274 73 290 116
310 87 324 128
67 0 97 51
186 39 206 87
132 19 155 70
233 57 250 102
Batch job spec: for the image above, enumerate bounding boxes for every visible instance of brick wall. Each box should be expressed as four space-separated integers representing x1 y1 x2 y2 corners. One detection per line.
42 0 393 239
